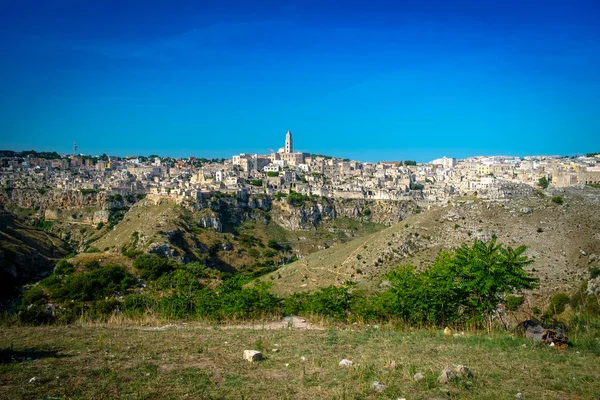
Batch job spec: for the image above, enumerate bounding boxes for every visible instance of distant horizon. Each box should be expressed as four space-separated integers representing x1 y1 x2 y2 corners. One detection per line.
2 145 597 164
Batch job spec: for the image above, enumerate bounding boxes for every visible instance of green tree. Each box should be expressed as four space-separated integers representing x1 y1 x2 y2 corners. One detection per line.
538 176 549 189
452 239 538 330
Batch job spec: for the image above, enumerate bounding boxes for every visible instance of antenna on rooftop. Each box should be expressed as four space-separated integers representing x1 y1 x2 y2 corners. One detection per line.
73 140 78 156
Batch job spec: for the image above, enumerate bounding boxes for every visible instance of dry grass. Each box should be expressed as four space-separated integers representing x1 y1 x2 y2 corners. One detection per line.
1 321 599 399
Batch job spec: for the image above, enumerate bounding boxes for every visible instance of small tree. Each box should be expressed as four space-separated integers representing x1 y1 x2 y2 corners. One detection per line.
538 176 549 189
452 238 538 330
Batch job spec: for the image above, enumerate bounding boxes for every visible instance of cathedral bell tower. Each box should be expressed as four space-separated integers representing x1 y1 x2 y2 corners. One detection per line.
285 129 293 153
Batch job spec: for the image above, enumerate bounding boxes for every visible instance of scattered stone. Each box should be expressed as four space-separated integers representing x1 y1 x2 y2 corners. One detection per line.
413 372 425 381
454 365 472 378
443 327 452 336
372 381 386 392
272 348 279 353
243 350 263 362
29 377 36 383
520 207 533 214
339 359 353 367
285 363 289 368
515 392 524 399
521 344 527 349
438 368 456 384
300 356 307 362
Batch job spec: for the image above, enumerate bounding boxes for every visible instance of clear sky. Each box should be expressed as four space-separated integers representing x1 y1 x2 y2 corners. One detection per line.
1 0 599 162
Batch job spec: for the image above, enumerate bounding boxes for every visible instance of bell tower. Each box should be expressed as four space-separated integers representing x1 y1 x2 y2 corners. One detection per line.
285 129 293 153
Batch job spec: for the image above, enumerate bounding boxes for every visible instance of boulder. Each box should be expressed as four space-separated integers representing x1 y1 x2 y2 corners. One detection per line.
243 350 263 362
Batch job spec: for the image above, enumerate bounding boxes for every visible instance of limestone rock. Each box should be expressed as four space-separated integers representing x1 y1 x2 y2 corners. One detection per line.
339 359 353 367
443 327 452 336
243 350 263 362
371 381 386 392
413 372 425 381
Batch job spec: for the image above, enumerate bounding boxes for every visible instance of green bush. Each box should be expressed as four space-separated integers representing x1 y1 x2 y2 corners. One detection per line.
47 265 135 302
123 294 153 316
551 196 563 204
53 259 75 276
546 293 570 315
133 254 174 281
287 191 308 207
505 295 525 311
538 176 549 189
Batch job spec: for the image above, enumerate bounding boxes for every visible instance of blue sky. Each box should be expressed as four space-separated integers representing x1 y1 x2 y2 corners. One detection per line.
1 0 599 161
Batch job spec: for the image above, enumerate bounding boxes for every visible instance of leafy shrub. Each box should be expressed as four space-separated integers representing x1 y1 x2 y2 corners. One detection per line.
46 265 135 302
123 294 153 316
505 295 525 311
538 176 549 189
551 196 563 204
287 191 308 207
133 254 174 281
53 259 74 276
546 293 570 315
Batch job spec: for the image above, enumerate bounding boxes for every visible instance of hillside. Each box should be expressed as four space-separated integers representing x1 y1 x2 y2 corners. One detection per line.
84 196 395 275
266 187 600 301
0 210 66 298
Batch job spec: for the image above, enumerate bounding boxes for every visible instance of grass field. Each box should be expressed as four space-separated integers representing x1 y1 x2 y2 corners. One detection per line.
1 321 598 399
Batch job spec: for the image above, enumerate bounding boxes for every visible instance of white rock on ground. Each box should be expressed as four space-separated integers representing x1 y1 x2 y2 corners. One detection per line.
372 381 386 392
339 359 353 367
243 350 263 362
413 372 425 381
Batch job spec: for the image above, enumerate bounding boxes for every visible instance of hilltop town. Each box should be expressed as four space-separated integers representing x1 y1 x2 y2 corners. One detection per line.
1 131 599 211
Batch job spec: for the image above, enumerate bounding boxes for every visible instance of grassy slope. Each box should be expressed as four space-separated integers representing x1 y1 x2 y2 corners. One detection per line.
92 199 181 253
1 323 598 399
266 189 600 298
